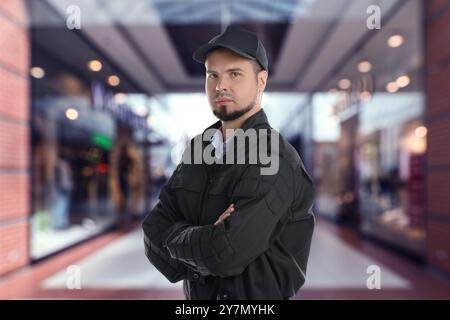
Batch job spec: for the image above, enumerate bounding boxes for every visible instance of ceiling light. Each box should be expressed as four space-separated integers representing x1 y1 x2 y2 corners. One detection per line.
114 93 127 104
415 126 427 138
388 34 404 48
396 75 410 88
88 60 102 72
65 108 79 120
107 75 120 87
358 61 372 73
30 67 45 79
386 81 399 93
338 78 351 90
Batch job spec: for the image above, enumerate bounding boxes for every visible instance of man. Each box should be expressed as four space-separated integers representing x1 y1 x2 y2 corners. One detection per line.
142 26 315 300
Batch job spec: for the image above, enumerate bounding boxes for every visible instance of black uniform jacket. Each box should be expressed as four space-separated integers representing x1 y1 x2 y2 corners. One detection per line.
142 109 315 300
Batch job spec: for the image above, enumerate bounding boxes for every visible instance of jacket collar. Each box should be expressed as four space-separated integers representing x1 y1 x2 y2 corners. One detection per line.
204 108 270 134
200 108 271 158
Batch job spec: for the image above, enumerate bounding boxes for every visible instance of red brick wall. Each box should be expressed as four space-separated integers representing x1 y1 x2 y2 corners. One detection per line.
0 0 30 276
425 0 450 275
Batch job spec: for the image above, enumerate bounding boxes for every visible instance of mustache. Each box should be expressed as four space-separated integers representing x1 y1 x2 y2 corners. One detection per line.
214 94 235 101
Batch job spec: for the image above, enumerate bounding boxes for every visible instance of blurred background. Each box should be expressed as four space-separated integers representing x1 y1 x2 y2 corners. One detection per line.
0 0 450 299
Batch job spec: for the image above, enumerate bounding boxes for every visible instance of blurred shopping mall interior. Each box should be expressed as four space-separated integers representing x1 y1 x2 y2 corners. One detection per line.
1 0 450 299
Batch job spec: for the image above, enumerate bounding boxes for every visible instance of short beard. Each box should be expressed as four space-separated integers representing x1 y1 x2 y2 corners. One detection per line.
213 97 257 122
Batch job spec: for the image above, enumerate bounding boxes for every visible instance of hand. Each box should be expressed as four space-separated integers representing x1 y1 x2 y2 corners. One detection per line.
213 203 235 226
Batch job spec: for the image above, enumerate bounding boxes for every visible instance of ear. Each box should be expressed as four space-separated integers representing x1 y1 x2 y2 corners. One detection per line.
257 70 268 92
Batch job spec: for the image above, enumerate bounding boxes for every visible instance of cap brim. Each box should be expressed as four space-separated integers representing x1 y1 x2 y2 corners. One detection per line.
192 43 256 64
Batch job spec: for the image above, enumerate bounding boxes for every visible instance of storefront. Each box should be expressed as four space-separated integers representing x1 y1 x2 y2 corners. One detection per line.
30 46 149 260
357 93 426 256
31 94 118 259
313 0 426 257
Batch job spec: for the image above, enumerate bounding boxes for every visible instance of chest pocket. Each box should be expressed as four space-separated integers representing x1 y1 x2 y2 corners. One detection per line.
202 173 234 225
208 165 247 198
207 174 233 196
171 172 203 192
168 165 204 223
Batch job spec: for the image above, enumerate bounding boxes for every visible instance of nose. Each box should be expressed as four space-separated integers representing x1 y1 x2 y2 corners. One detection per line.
215 76 229 92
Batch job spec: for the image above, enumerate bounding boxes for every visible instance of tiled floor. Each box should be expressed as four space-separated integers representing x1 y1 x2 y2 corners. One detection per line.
1 219 449 299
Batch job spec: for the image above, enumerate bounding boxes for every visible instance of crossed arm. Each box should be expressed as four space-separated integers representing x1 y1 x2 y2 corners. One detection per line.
142 162 309 280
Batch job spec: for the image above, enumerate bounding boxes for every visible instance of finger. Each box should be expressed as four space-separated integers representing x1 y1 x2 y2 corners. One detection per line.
222 207 234 216
214 216 228 226
214 216 225 226
215 212 231 225
219 212 230 221
214 217 222 226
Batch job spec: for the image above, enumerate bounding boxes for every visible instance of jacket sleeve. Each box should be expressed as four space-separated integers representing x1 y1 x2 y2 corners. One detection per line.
162 159 298 278
280 163 315 290
275 161 315 295
142 176 190 283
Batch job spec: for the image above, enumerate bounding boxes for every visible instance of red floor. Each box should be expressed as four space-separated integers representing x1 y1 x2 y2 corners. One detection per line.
1 219 449 300
296 221 450 299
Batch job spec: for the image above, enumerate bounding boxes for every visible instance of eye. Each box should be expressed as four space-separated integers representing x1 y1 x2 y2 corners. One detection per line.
231 72 241 78
207 73 218 79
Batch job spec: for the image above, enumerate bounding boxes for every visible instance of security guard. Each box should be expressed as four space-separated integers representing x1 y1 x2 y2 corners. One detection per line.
143 26 315 300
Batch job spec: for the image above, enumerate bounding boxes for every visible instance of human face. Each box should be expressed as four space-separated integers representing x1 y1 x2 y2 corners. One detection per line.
205 48 266 122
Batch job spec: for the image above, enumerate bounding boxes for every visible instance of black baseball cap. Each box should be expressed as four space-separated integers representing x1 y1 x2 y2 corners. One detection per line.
192 26 268 71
